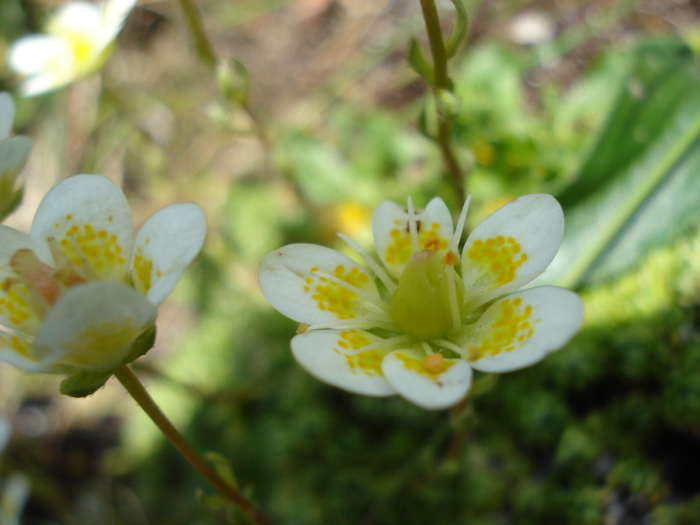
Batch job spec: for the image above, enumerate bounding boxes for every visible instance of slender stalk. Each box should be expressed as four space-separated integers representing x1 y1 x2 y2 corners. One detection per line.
418 0 465 202
176 0 217 69
113 366 276 525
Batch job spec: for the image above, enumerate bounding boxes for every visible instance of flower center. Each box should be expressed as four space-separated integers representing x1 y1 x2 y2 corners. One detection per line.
390 250 463 341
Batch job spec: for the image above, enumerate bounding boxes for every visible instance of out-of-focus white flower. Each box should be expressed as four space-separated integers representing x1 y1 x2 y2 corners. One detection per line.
259 195 583 410
0 175 206 381
509 11 556 46
0 93 32 221
7 0 137 97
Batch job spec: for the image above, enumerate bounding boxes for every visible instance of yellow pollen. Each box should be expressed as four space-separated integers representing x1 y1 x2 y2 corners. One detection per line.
423 353 446 374
383 220 449 266
396 352 455 380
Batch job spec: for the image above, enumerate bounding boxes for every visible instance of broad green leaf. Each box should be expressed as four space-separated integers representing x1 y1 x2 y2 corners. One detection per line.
407 37 434 85
543 40 700 288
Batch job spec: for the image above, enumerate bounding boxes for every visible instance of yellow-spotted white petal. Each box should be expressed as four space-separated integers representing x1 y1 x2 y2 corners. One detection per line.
259 244 383 325
131 203 206 306
291 329 396 396
0 331 47 372
463 286 583 373
33 281 156 373
30 175 133 281
373 197 454 278
381 349 472 410
461 194 564 307
0 93 15 140
0 226 52 334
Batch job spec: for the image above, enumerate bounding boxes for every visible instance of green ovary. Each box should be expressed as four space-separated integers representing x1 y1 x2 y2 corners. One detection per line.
390 250 462 341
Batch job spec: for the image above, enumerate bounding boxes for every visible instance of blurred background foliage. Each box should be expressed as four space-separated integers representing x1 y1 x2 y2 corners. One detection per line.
2 0 700 523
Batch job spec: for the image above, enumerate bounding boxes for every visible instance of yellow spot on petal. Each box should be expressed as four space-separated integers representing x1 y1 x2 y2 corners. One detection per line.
53 218 126 280
0 333 34 359
336 330 385 376
133 248 156 293
304 265 370 320
466 235 528 286
468 298 540 360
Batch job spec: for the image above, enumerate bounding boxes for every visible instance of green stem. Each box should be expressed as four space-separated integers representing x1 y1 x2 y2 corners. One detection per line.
113 366 275 525
418 0 465 202
176 0 217 69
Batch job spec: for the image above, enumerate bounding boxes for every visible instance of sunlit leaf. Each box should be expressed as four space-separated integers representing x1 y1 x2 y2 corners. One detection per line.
544 40 700 288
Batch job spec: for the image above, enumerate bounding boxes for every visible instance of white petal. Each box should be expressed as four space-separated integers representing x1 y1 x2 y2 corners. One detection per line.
34 281 156 373
100 0 137 42
0 330 48 372
7 34 74 76
461 194 564 308
131 203 206 306
49 2 102 36
382 349 472 410
0 226 52 334
373 198 455 278
463 286 583 373
30 175 133 281
291 329 396 396
259 244 384 325
0 137 33 180
0 93 15 140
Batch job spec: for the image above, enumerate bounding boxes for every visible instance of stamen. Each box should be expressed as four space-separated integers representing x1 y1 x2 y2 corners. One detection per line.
311 270 389 314
407 197 419 254
335 334 413 356
421 341 434 355
54 234 99 281
338 233 397 294
10 249 60 305
445 266 461 332
434 339 468 358
449 194 471 254
307 317 399 332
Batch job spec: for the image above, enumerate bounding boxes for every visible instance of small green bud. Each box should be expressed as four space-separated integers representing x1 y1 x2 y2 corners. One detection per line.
391 250 460 340
216 58 250 106
436 89 461 118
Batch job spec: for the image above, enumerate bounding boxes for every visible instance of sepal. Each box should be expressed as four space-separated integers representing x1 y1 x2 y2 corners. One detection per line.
60 369 113 397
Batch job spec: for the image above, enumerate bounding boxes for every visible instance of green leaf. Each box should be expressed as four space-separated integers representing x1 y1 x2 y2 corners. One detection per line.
407 37 434 85
545 40 700 288
445 0 468 58
60 370 113 398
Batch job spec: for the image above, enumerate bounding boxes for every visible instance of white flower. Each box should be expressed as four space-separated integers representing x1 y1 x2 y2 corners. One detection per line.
0 93 32 220
259 195 583 410
0 175 206 377
7 0 137 97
